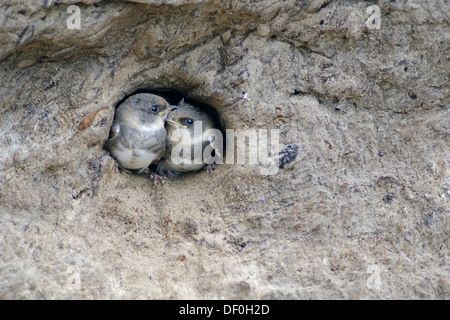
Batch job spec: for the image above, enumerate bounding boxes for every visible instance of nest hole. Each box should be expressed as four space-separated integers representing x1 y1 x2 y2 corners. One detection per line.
107 88 226 176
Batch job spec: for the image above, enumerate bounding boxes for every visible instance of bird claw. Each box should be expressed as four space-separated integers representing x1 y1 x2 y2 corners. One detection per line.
150 172 169 186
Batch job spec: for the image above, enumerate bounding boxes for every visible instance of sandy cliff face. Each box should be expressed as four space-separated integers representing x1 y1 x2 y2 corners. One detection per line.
0 0 448 299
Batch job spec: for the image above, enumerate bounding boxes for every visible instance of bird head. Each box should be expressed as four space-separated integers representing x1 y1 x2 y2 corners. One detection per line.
126 93 174 124
165 98 212 133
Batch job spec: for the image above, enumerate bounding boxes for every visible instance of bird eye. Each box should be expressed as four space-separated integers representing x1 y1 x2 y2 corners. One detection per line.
151 106 158 112
185 119 194 125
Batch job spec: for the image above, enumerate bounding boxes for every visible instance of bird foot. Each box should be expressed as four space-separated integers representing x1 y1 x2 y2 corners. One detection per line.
150 172 169 186
205 164 215 175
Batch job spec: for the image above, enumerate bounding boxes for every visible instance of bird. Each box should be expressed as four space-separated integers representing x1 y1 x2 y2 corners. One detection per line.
105 93 176 185
156 98 222 177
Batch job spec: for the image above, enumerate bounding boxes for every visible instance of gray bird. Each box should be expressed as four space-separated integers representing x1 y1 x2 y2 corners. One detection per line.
105 93 175 184
157 99 222 177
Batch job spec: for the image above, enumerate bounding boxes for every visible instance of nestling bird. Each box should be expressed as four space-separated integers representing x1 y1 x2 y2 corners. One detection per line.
157 99 222 177
105 93 175 184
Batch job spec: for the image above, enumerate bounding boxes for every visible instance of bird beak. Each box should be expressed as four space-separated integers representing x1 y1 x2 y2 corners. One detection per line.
165 119 187 128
